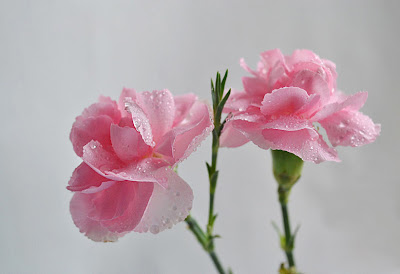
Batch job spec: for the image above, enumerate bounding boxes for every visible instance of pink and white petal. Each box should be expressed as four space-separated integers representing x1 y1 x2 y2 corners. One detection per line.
263 116 316 134
220 120 249 148
342 92 368 111
70 115 114 157
136 90 175 142
230 119 272 150
295 94 321 117
240 58 258 76
70 193 126 242
155 102 213 165
262 128 340 163
286 49 321 67
312 92 368 122
224 90 262 112
124 98 155 147
242 76 269 96
173 93 197 126
83 141 170 186
105 158 171 188
322 59 338 89
110 124 150 162
67 162 110 192
134 171 193 234
79 97 121 124
82 141 125 181
320 110 381 147
260 87 310 116
267 63 286 90
290 69 330 102
88 181 154 233
259 49 285 71
118 87 137 113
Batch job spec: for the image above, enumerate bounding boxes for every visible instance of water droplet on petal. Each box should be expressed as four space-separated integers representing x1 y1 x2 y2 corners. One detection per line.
150 225 160 234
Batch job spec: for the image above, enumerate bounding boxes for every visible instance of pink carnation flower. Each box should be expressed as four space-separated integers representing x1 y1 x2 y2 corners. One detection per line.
221 49 380 163
68 88 213 241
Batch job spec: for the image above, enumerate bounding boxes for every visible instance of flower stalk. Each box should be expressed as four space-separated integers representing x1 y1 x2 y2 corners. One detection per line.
271 150 303 272
185 71 231 274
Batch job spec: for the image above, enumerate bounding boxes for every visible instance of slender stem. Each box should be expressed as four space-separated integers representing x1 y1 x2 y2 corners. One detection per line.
272 150 303 271
280 201 295 267
210 251 225 274
208 132 219 230
184 71 231 274
185 216 226 274
185 215 207 247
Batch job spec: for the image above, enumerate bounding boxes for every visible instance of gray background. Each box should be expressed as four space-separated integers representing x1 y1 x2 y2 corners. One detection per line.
1 0 399 273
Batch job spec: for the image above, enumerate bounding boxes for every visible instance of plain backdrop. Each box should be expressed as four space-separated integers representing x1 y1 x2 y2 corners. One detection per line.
1 1 399 273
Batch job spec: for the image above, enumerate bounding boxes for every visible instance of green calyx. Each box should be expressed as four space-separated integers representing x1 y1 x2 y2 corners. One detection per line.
271 150 304 203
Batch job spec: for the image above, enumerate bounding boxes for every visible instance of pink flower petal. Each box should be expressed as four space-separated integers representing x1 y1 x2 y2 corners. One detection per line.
67 162 110 192
118 87 137 113
82 140 125 180
70 181 153 241
285 49 321 67
260 87 310 116
312 92 368 121
134 171 193 234
259 49 285 72
70 115 114 157
261 128 340 163
82 140 170 187
88 181 154 233
240 58 258 76
263 116 316 133
322 59 337 90
79 96 121 123
290 69 330 102
110 124 151 162
136 90 175 142
320 110 381 147
224 90 263 112
124 98 155 147
242 76 269 96
70 193 126 242
173 93 197 126
105 159 171 188
220 119 249 148
155 102 213 165
227 118 271 150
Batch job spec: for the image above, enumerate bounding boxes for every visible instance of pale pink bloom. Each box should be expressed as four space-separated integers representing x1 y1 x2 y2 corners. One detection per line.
221 49 380 163
68 88 213 241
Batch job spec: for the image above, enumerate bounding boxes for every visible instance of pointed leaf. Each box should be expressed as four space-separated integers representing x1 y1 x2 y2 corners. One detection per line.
220 70 228 98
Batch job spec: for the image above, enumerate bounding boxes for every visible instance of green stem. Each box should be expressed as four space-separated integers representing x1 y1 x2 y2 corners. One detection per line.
271 150 303 271
280 200 295 268
185 216 226 274
184 71 231 274
185 215 207 247
210 251 225 274
208 131 219 232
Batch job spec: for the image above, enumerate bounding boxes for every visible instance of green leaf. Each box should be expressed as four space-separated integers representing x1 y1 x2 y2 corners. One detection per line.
215 72 221 103
216 88 231 117
220 70 228 98
271 221 282 238
211 79 217 110
290 224 301 247
206 162 212 175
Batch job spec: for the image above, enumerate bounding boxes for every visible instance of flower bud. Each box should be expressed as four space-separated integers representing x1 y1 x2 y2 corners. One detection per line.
271 150 304 203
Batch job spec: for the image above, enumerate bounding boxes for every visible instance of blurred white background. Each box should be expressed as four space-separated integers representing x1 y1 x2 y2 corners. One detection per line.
1 0 399 273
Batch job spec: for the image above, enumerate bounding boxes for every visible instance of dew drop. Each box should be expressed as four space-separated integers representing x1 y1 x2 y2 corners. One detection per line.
150 225 160 234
